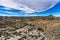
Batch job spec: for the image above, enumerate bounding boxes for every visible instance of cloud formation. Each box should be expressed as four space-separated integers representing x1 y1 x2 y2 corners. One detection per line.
0 0 59 12
13 0 59 12
0 0 35 13
0 0 60 16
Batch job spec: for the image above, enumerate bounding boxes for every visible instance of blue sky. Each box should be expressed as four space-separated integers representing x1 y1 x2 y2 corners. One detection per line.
0 0 60 16
33 2 60 16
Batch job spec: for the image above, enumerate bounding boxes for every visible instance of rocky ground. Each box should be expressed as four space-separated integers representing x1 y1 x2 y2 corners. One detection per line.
0 16 60 40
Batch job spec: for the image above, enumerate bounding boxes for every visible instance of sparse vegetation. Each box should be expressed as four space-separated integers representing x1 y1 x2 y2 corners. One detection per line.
0 15 60 40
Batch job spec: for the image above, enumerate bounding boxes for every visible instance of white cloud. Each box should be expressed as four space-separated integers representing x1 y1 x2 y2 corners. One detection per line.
0 0 18 9
0 0 35 13
0 13 20 16
13 0 59 12
0 9 19 15
24 14 38 16
0 0 60 13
